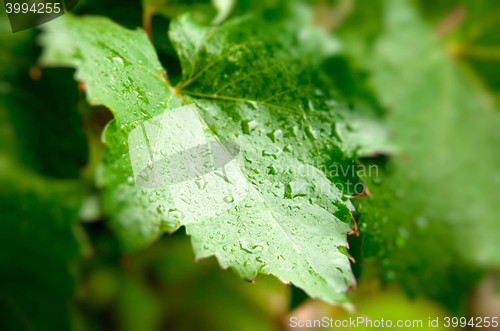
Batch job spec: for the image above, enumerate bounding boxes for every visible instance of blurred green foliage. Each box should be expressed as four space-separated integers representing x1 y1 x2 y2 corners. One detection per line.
344 0 500 311
1 0 499 330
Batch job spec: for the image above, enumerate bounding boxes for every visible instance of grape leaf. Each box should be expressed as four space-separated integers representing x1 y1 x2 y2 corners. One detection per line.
342 0 500 309
371 0 500 267
39 10 391 304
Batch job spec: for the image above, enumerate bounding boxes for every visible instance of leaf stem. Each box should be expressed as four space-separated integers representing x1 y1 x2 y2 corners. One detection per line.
435 6 465 38
142 5 153 40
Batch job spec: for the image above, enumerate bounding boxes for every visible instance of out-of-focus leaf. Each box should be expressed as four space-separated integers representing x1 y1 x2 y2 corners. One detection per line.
341 0 500 310
372 0 500 269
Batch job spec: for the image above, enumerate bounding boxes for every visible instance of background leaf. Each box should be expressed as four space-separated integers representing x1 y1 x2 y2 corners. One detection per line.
339 0 500 311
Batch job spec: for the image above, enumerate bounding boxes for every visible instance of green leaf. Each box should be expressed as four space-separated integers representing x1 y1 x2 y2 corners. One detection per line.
343 0 500 309
39 11 391 304
40 14 180 249
373 0 500 268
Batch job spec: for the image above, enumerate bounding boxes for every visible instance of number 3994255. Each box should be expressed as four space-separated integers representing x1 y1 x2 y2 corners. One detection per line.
444 316 498 328
5 2 62 14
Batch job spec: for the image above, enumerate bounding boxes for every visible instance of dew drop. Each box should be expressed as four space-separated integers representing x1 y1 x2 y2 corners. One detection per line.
156 204 165 214
223 195 234 203
111 56 124 67
268 164 278 175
